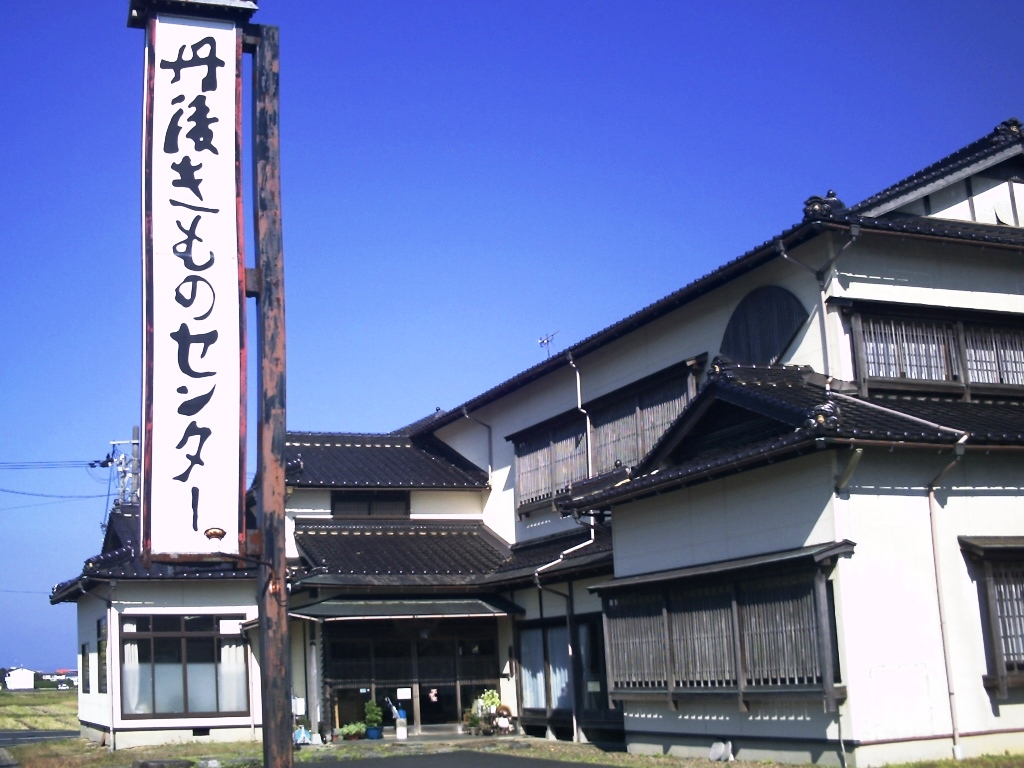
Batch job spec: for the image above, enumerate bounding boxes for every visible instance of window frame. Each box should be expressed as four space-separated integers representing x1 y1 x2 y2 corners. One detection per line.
593 542 851 712
845 302 1024 399
959 536 1024 699
119 613 249 719
97 617 108 694
515 612 615 727
509 361 700 514
330 489 411 519
81 642 91 694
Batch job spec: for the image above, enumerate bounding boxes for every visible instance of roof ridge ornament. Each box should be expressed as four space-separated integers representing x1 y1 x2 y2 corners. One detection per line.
805 400 842 430
993 118 1023 143
803 190 847 221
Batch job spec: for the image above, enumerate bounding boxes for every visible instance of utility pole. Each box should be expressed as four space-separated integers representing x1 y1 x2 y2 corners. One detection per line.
250 23 292 768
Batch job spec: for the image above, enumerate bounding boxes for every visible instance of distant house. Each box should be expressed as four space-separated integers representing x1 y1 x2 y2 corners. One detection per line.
5 668 35 690
53 118 1024 765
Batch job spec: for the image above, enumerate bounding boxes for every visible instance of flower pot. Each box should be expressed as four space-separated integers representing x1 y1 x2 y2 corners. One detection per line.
366 726 383 740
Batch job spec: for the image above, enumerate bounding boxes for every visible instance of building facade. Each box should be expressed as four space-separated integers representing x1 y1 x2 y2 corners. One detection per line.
55 119 1024 765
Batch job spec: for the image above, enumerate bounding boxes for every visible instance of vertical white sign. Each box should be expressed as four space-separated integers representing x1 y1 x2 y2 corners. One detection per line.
143 14 243 557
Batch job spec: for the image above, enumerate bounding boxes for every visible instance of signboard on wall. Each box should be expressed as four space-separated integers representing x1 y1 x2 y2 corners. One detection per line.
142 13 244 558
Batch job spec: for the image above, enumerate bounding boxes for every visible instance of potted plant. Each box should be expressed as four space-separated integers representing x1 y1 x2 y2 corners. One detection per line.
479 688 501 712
463 708 481 735
339 721 366 740
364 699 384 739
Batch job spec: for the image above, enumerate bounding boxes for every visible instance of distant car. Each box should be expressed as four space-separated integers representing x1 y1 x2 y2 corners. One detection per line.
57 684 69 690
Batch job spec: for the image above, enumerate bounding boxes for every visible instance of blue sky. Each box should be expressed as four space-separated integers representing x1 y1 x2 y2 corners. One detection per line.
2 0 1022 671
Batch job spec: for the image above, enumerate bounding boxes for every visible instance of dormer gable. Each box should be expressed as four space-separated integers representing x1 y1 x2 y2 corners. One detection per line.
851 118 1024 226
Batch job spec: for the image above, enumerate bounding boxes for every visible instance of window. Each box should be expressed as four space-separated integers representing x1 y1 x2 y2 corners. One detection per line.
851 308 1024 395
120 614 248 717
81 643 91 694
512 365 695 511
331 490 409 518
514 420 588 509
959 537 1024 699
97 618 108 694
597 543 850 711
517 615 610 714
720 285 809 365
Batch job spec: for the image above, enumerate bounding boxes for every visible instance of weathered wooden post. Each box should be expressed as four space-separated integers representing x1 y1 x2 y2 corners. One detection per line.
250 22 293 768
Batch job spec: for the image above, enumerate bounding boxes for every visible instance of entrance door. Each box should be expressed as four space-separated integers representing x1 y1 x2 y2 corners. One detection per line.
323 618 501 731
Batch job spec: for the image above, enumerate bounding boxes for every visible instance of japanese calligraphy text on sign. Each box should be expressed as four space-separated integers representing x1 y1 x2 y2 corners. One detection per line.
143 14 244 559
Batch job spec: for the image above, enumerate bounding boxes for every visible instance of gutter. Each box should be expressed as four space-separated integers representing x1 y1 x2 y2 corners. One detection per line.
565 433 1024 512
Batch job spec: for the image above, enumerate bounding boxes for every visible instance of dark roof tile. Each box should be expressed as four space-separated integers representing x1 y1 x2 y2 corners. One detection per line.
286 432 487 489
293 519 612 588
564 362 1024 510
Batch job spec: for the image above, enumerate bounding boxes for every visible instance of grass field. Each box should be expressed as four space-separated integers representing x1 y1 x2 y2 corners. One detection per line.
0 689 78 731
2 691 1023 768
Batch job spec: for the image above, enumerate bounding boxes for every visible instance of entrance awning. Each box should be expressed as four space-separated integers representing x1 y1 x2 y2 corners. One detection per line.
288 595 524 621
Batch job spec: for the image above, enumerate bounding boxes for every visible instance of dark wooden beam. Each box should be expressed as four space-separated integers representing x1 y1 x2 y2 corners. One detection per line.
252 23 292 768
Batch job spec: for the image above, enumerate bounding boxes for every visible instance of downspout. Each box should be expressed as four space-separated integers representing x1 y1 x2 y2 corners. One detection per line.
928 433 969 760
534 523 597 744
776 225 860 378
567 353 593 478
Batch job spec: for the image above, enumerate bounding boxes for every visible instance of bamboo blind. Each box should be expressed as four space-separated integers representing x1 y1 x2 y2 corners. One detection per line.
993 563 1024 672
604 572 826 696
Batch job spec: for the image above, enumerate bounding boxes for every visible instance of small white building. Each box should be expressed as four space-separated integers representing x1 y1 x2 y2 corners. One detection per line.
5 668 35 690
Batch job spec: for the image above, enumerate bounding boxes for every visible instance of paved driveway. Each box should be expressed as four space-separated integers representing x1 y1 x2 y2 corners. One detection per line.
0 730 77 747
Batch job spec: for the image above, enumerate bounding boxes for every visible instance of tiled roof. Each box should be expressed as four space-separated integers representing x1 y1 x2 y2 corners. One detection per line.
563 362 1024 511
705 363 1024 444
293 519 612 588
850 118 1024 217
412 121 1024 439
50 505 256 604
285 431 488 489
295 520 508 585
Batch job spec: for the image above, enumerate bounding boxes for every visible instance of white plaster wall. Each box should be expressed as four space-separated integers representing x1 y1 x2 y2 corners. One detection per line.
510 584 542 621
76 593 110 728
286 488 332 559
613 452 837 578
102 581 260 734
971 175 1015 225
571 577 605 615
410 489 484 519
832 450 1024 747
930 180 973 221
286 488 331 517
830 238 1024 316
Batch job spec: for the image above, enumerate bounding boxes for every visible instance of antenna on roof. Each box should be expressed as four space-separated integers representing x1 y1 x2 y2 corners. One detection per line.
538 331 559 358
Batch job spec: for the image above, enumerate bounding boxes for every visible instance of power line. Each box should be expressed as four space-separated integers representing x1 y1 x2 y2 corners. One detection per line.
0 460 99 470
0 487 109 499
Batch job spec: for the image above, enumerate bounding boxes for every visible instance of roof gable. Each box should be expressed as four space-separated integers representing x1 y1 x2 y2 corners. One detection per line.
851 118 1024 223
